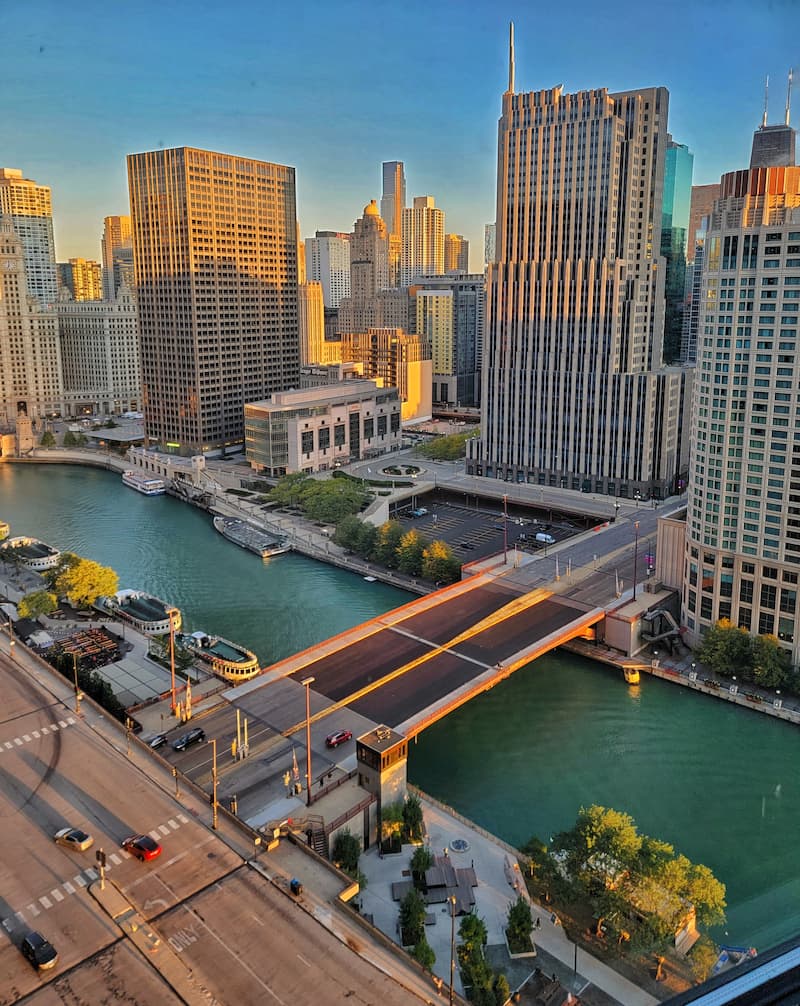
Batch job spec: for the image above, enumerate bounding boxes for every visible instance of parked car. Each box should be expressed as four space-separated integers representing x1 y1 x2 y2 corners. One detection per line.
148 733 168 749
325 729 353 749
410 507 428 518
21 931 58 971
172 727 205 751
121 834 162 861
54 827 94 852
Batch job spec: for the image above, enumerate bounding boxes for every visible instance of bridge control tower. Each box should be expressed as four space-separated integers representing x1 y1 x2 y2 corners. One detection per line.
356 725 408 814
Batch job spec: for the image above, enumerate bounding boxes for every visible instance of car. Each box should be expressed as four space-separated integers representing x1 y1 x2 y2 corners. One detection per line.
21 931 58 971
325 729 353 749
172 727 205 751
148 733 168 749
410 507 428 518
122 834 162 861
54 827 94 852
460 542 477 550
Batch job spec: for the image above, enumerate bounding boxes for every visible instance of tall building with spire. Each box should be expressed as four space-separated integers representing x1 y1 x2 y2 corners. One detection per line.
683 118 800 665
127 146 300 453
468 25 691 498
0 168 58 309
101 215 132 300
750 71 796 169
381 162 405 285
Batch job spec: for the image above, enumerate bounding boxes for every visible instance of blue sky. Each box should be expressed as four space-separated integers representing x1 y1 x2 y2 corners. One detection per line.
4 0 797 269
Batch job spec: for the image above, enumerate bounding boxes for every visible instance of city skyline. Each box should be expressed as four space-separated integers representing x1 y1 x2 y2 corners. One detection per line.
3 0 797 269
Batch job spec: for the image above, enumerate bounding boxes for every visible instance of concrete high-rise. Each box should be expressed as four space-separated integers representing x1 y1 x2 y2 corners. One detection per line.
683 131 800 665
127 146 300 453
687 185 720 263
445 234 469 273
58 258 103 301
401 196 445 285
380 162 405 238
298 281 325 365
305 231 351 308
469 32 691 498
661 138 694 362
0 167 58 309
337 201 391 335
0 216 62 428
101 215 132 300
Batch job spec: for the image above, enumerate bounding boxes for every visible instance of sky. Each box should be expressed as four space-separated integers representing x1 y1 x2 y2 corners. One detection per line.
3 0 798 270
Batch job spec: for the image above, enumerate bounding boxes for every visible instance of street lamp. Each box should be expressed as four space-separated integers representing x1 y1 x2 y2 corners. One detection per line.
503 494 508 565
168 608 178 716
301 676 315 807
5 612 14 661
614 500 620 523
634 491 641 508
449 894 457 1006
632 521 640 601
71 653 81 714
209 738 218 829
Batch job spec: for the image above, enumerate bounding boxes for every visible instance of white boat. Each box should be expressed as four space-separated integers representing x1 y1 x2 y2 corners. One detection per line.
0 520 9 541
179 630 260 682
122 471 166 496
97 589 181 636
213 516 291 558
0 535 61 570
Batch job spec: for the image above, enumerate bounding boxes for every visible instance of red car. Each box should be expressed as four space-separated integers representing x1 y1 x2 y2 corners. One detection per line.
122 834 162 862
325 729 353 749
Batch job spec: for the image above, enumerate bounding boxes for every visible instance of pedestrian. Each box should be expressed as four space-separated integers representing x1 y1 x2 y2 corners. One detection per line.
535 916 541 930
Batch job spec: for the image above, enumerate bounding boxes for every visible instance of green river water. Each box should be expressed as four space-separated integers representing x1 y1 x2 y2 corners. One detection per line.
1 462 798 951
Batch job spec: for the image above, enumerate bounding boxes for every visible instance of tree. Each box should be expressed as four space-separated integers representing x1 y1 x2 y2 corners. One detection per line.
269 472 311 507
104 418 118 428
410 845 434 886
53 557 119 608
493 973 511 1006
62 430 78 447
355 521 377 558
397 530 426 576
421 539 460 584
373 521 403 568
39 431 55 448
690 936 719 984
381 800 404 851
684 863 726 928
334 515 363 552
304 480 367 524
751 634 790 689
554 804 642 886
331 828 361 878
412 935 435 971
402 792 425 842
399 888 426 947
416 431 477 461
697 619 752 679
506 895 533 949
17 589 57 619
458 912 488 955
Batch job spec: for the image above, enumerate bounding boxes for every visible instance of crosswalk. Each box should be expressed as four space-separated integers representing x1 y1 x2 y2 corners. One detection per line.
0 812 190 934
0 716 77 752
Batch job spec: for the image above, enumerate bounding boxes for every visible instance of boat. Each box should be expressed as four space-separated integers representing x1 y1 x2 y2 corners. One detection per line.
122 470 166 496
96 589 182 636
213 516 291 559
0 520 9 541
623 666 641 685
0 535 61 570
179 630 260 682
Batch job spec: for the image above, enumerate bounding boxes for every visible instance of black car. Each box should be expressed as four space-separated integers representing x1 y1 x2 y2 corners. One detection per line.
172 727 205 751
148 733 168 749
21 931 58 971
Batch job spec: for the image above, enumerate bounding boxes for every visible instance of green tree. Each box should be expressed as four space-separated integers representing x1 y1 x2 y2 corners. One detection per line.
411 935 435 971
39 430 56 448
355 521 378 558
62 430 78 447
269 472 311 507
458 912 488 955
421 539 460 584
53 557 119 608
304 480 367 524
331 828 361 878
416 430 477 461
554 805 642 887
397 530 426 576
402 792 425 842
334 515 363 552
373 521 403 568
17 589 58 618
685 863 727 928
506 895 533 949
104 418 118 428
690 936 720 984
697 619 753 679
493 973 511 1006
751 634 790 689
410 845 434 886
399 888 426 946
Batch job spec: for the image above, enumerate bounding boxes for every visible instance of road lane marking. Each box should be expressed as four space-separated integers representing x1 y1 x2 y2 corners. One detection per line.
158 825 170 836
39 896 52 909
63 882 75 894
50 889 64 902
84 868 98 880
13 738 22 746
296 953 311 967
58 720 68 728
168 819 179 830
149 830 161 842
27 904 40 916
22 734 31 742
177 813 189 824
4 742 11 750
74 874 87 887
32 730 40 739
110 853 122 865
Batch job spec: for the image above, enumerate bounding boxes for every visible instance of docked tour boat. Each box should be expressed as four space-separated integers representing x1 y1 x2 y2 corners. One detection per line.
0 535 61 570
122 470 167 496
179 630 260 682
213 516 291 558
97 589 181 636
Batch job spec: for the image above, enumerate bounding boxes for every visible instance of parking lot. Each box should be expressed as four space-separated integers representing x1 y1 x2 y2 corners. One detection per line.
391 494 580 562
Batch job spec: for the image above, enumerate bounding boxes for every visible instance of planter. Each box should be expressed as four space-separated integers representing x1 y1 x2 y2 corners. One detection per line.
505 929 537 959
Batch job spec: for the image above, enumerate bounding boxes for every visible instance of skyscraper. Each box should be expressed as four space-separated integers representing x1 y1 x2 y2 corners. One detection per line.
127 146 300 453
305 231 351 308
661 138 694 362
484 223 496 266
401 196 445 285
0 167 58 309
380 161 405 238
101 215 132 300
444 234 470 273
337 201 391 334
0 217 62 427
687 185 721 263
58 257 103 301
298 281 325 365
683 128 800 665
469 30 691 498
750 72 796 169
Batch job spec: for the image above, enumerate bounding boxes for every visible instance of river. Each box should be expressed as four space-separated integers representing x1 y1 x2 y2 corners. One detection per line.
1 461 798 951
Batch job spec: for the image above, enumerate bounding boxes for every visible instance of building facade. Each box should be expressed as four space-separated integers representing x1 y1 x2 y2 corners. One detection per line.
127 146 300 453
58 258 103 301
413 273 485 406
57 286 141 417
401 196 445 285
0 217 62 428
683 146 800 665
484 223 496 266
469 56 692 499
444 234 469 273
340 328 432 423
661 138 694 362
244 380 401 475
687 185 720 264
306 231 351 308
101 215 133 300
0 168 58 310
298 281 325 365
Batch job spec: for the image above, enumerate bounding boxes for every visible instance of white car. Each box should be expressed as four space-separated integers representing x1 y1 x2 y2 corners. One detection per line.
54 827 94 852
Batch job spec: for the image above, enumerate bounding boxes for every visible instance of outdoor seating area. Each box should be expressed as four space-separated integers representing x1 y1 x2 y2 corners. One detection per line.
391 853 477 914
53 627 120 669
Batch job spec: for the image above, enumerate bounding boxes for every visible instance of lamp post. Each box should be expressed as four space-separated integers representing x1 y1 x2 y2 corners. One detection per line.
71 653 81 714
449 894 457 1006
5 612 14 661
614 501 620 523
168 608 178 716
301 676 315 807
503 494 508 565
632 521 640 601
209 738 218 829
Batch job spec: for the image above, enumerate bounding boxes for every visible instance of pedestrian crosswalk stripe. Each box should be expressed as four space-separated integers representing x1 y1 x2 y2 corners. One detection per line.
22 734 31 742
158 825 170 836
110 853 122 865
168 819 179 830
39 896 52 909
74 874 86 887
27 904 40 916
50 889 64 902
63 881 75 894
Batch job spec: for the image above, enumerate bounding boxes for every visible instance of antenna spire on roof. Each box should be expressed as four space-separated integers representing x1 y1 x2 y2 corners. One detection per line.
507 22 515 94
762 74 769 128
786 67 794 126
